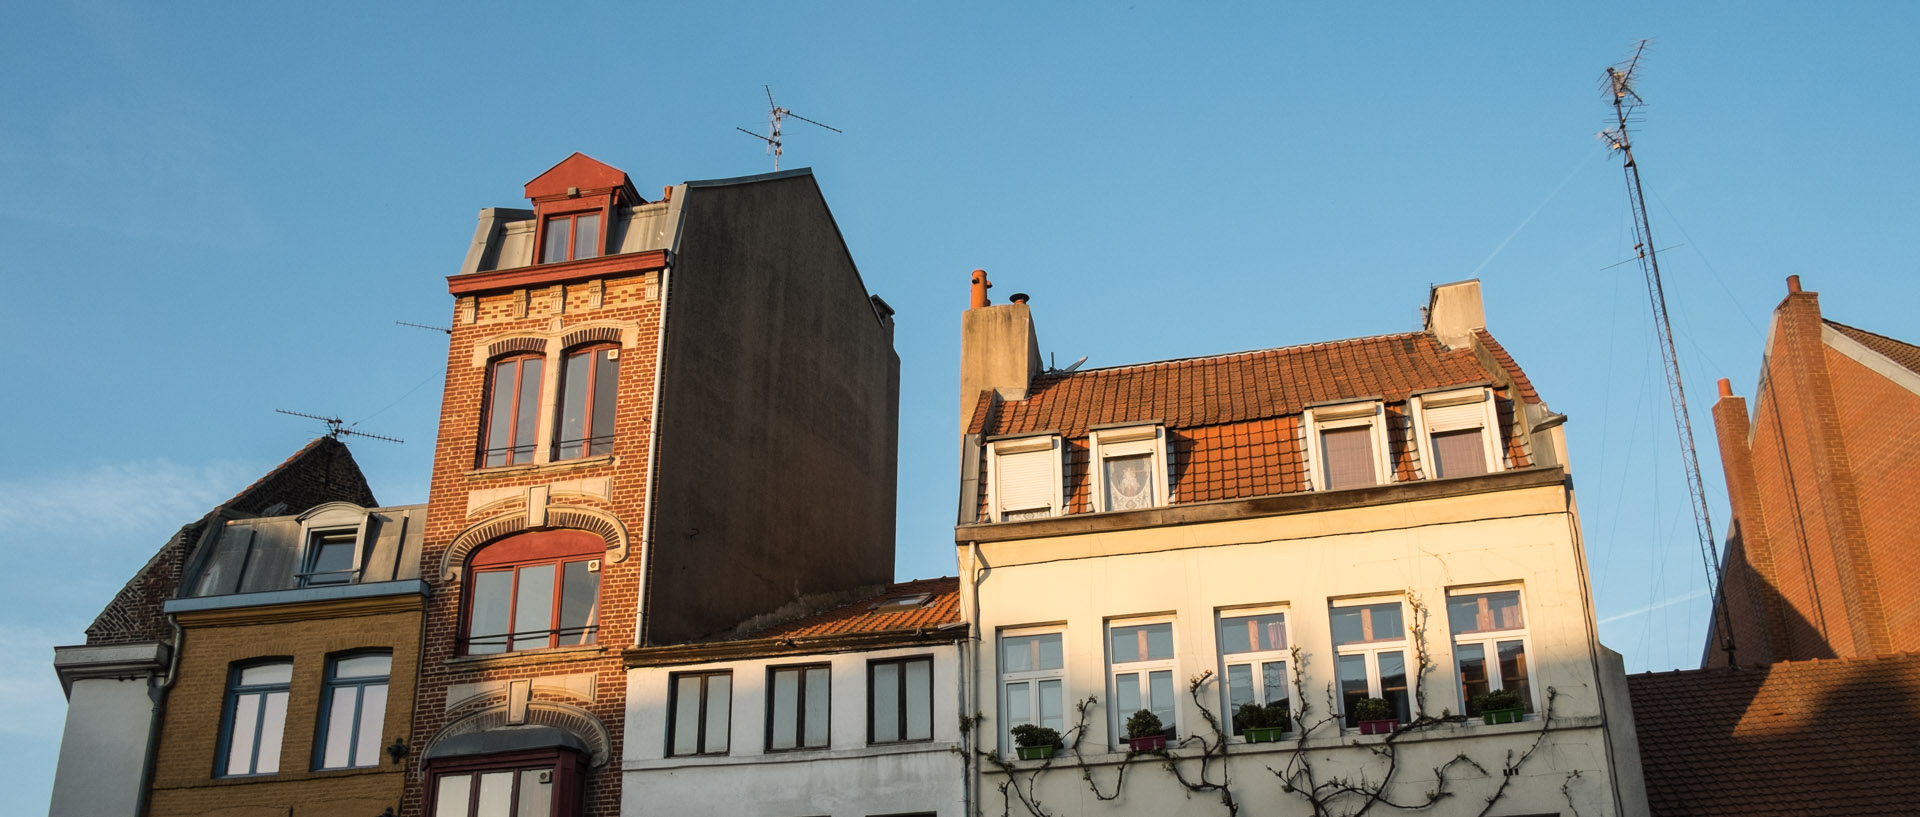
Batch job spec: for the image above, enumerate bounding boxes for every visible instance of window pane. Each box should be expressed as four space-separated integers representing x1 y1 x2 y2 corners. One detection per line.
1036 634 1063 670
1148 670 1175 727
558 561 598 645
335 654 391 679
322 686 357 768
227 693 261 775
1103 453 1154 510
1448 591 1525 635
1115 673 1141 717
672 676 702 755
356 683 387 766
470 571 512 654
1457 643 1489 715
1226 664 1255 720
476 770 513 817
513 358 543 461
518 768 553 817
256 690 287 773
557 350 591 459
573 213 600 260
1336 655 1369 727
486 359 518 467
1037 679 1063 730
771 669 799 750
1110 627 1139 663
513 564 555 650
1005 681 1031 726
1497 640 1533 713
307 535 356 585
1331 602 1403 645
1321 426 1377 489
543 217 571 264
1002 636 1034 672
1379 651 1409 722
872 663 900 743
904 659 932 741
589 350 619 455
1431 428 1488 479
1262 661 1289 712
704 675 731 753
434 774 473 817
240 663 293 686
803 667 830 747
1220 612 1287 654
1112 623 1172 663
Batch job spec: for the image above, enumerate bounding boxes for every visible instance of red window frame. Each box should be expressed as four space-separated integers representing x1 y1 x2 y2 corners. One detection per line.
481 354 545 468
461 530 602 655
538 209 605 265
553 344 620 461
426 747 586 817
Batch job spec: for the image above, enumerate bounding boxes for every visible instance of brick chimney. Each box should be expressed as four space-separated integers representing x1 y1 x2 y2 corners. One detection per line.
1425 279 1485 351
958 269 1043 432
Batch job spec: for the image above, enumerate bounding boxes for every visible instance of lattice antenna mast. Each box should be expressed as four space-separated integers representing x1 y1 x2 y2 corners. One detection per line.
1600 41 1733 665
275 409 404 444
735 85 841 171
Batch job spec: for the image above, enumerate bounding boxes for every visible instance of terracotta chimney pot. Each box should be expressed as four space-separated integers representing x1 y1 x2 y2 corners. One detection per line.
970 269 992 309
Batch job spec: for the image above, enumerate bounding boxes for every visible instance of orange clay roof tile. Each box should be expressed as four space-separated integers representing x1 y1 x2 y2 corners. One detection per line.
748 577 961 640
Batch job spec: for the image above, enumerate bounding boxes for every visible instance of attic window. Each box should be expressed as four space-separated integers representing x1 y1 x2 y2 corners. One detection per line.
540 211 603 264
300 529 361 587
1304 402 1391 491
987 435 1063 522
1089 425 1168 512
872 593 933 611
1411 387 1503 480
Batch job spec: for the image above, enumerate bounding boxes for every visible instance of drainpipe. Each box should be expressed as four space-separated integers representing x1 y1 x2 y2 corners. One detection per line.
965 540 985 817
135 614 185 817
634 189 687 648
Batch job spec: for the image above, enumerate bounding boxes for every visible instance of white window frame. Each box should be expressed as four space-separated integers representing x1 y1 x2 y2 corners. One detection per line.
1446 584 1536 719
1106 616 1178 747
1410 387 1504 480
1303 401 1392 491
295 503 370 588
1089 425 1170 512
1329 595 1413 728
1214 605 1291 736
998 627 1067 753
986 435 1063 522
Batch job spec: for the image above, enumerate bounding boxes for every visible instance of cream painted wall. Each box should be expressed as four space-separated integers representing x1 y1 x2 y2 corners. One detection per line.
959 480 1647 817
624 644 966 817
48 676 156 817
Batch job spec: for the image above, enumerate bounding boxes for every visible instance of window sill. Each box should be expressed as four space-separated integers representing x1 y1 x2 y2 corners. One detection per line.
466 454 617 480
447 644 607 670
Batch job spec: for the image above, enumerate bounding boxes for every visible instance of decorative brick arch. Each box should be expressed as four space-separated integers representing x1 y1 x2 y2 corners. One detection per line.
420 701 611 768
561 325 622 349
486 335 548 360
439 506 629 584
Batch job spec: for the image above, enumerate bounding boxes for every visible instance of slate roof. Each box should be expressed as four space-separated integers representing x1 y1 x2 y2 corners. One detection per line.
1828 320 1920 378
965 329 1540 518
748 577 961 639
1626 652 1920 816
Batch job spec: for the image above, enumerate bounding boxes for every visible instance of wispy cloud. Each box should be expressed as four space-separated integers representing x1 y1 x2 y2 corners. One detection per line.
0 622 87 739
0 458 258 549
1598 588 1708 625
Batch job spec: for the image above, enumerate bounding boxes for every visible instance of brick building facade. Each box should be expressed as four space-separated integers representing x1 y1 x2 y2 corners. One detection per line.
1706 275 1920 666
402 155 899 817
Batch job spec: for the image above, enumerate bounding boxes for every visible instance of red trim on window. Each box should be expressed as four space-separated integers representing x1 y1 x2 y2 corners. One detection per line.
447 248 668 296
460 531 603 655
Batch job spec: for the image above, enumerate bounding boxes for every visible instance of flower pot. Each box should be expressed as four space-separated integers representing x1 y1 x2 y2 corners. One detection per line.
1125 734 1169 752
1481 708 1524 725
1358 719 1398 735
1016 745 1056 760
1243 726 1286 743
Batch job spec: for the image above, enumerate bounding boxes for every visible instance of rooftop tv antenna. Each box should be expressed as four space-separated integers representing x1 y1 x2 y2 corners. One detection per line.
735 85 841 171
275 409 404 444
1599 40 1732 665
395 319 451 335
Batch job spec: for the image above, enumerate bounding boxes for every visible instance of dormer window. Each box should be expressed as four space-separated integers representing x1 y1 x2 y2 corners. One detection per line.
301 529 360 587
987 435 1063 522
540 211 603 264
1089 425 1169 512
1411 387 1503 480
1304 402 1391 491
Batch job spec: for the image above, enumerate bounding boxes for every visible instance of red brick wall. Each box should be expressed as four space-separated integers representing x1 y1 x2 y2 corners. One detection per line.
1826 344 1920 653
402 272 661 817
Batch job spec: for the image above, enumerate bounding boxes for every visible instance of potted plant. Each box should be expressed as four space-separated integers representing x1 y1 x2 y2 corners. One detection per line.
1234 701 1291 743
1011 724 1061 760
1352 697 1398 735
1123 709 1169 752
1470 688 1526 725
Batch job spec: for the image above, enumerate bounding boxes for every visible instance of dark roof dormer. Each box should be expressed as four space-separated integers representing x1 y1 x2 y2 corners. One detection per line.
525 152 646 266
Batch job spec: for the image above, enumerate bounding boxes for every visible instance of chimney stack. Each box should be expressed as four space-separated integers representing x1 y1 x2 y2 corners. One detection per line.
1425 279 1486 351
958 270 1043 433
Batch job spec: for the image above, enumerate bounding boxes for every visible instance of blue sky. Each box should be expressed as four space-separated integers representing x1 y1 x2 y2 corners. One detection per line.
4 1 1915 806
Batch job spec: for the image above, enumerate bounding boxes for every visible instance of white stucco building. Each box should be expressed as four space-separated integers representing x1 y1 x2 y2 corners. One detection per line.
623 579 967 817
951 278 1649 817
